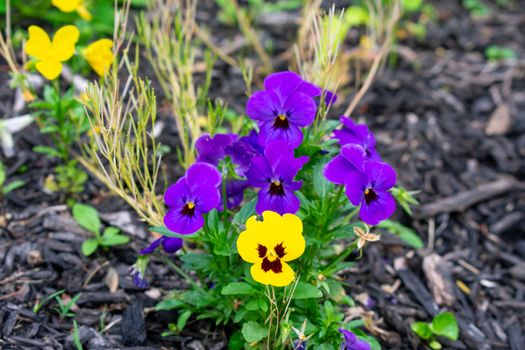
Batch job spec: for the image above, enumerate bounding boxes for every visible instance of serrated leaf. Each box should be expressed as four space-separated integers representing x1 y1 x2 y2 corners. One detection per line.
73 203 101 235
242 321 268 343
292 282 322 299
431 312 459 340
82 239 99 256
221 282 254 295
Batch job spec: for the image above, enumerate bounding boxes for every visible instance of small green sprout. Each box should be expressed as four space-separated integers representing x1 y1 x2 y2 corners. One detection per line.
55 293 82 319
485 46 517 62
0 161 25 195
462 0 490 17
73 320 84 350
411 311 459 349
391 186 419 216
33 289 66 314
72 203 130 257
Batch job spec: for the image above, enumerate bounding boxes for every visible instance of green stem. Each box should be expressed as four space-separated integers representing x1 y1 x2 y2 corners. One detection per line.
160 255 201 290
320 240 358 275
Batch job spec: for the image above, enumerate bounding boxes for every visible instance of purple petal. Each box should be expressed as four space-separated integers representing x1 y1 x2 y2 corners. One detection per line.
263 71 303 105
333 117 370 146
164 207 204 234
297 80 322 97
323 90 337 106
258 121 304 148
195 133 233 165
256 185 300 215
164 178 190 208
246 155 273 188
359 190 396 225
225 139 258 176
192 185 221 213
185 162 222 191
263 141 307 181
344 171 368 206
340 144 367 172
140 237 163 255
338 329 371 350
239 130 264 154
246 91 279 122
365 161 396 191
161 237 183 254
284 92 317 127
324 155 356 185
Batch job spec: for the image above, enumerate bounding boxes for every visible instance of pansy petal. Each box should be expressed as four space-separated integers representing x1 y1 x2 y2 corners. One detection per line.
164 207 204 234
195 133 232 165
185 162 222 191
340 144 367 172
324 155 356 185
161 237 184 254
284 92 316 127
297 80 322 97
193 185 221 213
140 237 162 255
52 0 81 12
164 177 190 208
250 260 295 287
258 121 304 148
237 219 262 263
246 91 278 122
365 161 397 191
263 71 303 105
35 60 62 80
344 171 368 206
256 185 300 215
25 25 52 60
280 213 305 262
359 191 396 225
52 25 80 61
246 155 273 187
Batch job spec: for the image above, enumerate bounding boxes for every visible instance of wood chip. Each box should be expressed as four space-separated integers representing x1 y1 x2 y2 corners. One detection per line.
485 104 511 136
104 267 119 293
422 253 456 306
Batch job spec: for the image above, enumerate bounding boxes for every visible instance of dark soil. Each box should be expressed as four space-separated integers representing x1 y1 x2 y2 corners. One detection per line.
1 0 525 349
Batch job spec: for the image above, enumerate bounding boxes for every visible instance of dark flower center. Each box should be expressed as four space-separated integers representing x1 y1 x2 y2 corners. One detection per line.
181 201 196 217
364 188 377 205
258 242 287 273
273 114 290 129
269 180 285 196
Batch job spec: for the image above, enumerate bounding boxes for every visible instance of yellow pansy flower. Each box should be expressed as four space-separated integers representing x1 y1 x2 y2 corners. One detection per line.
52 0 92 21
25 25 80 80
83 39 114 77
237 211 305 287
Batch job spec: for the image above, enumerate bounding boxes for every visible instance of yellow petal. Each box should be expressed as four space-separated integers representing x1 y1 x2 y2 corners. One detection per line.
83 39 114 76
279 213 305 262
77 5 92 21
52 25 80 62
25 25 52 60
52 0 81 12
250 261 295 287
237 219 261 264
35 60 62 80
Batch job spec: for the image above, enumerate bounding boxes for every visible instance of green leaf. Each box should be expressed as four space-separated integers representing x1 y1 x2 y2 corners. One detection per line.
33 146 62 158
411 321 433 340
241 321 268 343
103 227 120 236
180 253 212 270
221 282 254 295
81 239 99 256
232 197 257 227
344 6 369 27
431 312 459 340
73 203 101 235
100 234 129 246
0 162 5 187
149 226 199 239
429 340 442 350
377 220 424 249
2 180 25 194
313 163 334 199
155 298 184 311
176 310 192 331
292 282 323 299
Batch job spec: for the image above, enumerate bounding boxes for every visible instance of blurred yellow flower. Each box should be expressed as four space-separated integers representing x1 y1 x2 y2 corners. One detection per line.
237 211 305 287
83 39 114 77
25 25 80 80
52 0 92 21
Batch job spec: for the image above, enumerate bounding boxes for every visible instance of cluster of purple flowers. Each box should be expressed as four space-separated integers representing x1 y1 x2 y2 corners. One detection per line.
142 71 326 254
324 116 396 225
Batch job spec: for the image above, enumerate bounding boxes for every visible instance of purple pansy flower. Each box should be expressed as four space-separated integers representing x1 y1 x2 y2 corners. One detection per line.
338 329 371 350
324 144 367 185
345 160 397 225
140 236 183 255
333 116 380 161
246 141 308 215
246 71 320 148
164 162 221 234
196 133 258 209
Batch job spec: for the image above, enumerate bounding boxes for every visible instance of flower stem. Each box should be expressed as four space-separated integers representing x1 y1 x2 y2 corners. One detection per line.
160 255 201 290
320 240 358 275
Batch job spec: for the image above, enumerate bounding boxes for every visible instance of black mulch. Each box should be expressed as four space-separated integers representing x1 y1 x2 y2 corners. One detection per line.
1 0 525 349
